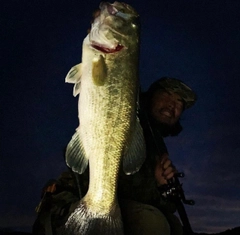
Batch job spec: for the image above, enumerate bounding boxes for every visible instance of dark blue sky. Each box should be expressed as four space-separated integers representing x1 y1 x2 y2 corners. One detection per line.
1 0 240 233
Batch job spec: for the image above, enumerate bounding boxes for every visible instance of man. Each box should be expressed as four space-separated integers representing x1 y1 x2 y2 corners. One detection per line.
32 171 80 235
118 77 197 235
32 77 196 235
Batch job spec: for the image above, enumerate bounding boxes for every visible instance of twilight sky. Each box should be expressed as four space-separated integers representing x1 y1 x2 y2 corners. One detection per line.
1 0 240 233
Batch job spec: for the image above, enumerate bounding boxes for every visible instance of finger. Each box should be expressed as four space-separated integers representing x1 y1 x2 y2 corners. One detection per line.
162 159 172 170
90 9 101 24
92 9 101 19
160 153 169 165
159 179 168 185
45 186 52 193
45 184 56 193
165 171 175 180
155 173 167 186
163 166 177 178
88 9 101 33
163 166 172 175
51 184 57 193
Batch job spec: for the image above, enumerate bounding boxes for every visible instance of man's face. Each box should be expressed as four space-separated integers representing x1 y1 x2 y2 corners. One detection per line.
150 90 184 126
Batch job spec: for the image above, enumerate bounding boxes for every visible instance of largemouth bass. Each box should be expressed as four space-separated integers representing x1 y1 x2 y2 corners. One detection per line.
64 2 145 234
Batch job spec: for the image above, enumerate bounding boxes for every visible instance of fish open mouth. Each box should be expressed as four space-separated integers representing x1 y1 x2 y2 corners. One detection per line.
91 43 123 53
90 2 134 53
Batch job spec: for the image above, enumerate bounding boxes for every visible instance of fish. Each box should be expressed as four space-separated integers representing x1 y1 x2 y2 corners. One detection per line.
64 2 145 234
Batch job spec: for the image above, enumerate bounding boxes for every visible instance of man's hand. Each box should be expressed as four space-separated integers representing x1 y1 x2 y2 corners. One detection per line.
154 153 177 186
45 183 57 193
40 181 58 198
87 9 101 33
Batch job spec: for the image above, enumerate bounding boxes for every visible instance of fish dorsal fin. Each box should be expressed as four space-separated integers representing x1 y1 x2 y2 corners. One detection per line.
65 63 82 97
123 117 146 175
65 131 89 174
92 55 107 86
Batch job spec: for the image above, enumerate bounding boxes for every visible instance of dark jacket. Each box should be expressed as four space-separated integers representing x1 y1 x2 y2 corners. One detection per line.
118 98 176 213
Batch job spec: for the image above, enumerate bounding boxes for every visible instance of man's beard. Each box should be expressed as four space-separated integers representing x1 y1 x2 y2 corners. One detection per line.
148 115 182 137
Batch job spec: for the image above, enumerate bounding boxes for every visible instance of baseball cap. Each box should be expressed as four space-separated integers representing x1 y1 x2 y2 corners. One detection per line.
147 77 197 109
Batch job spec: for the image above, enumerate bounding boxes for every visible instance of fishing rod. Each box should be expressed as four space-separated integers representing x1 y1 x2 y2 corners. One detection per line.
160 172 195 235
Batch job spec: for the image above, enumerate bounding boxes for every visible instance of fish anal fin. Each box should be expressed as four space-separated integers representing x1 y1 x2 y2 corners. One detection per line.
92 55 107 86
65 131 89 174
123 118 146 175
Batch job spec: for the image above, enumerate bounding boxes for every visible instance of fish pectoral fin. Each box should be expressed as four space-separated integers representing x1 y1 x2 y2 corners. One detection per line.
73 82 81 97
92 55 107 86
123 118 146 175
65 63 82 97
65 63 82 83
65 131 89 174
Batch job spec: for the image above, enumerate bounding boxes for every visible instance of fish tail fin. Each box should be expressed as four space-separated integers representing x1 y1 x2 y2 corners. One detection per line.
64 200 124 235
